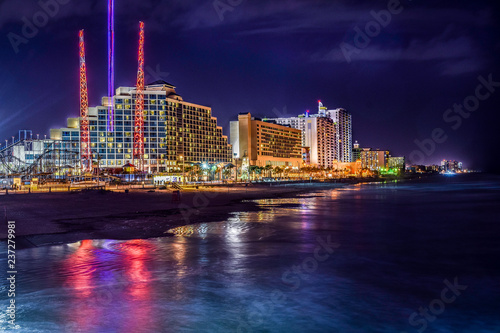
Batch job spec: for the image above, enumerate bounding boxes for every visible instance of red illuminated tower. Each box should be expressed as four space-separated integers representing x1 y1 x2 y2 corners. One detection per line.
79 30 92 173
133 21 145 171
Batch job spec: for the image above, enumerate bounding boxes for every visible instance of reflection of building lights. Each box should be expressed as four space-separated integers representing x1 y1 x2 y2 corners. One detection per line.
79 239 94 250
123 240 152 300
168 225 195 237
64 239 99 332
120 240 155 330
65 239 95 297
172 240 187 263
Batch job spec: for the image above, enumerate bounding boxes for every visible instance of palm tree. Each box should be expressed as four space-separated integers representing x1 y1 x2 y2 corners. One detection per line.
248 165 262 181
184 165 194 182
264 164 273 178
223 164 235 182
300 166 310 180
274 166 284 180
257 166 264 180
283 166 293 180
195 165 205 182
223 167 232 180
342 167 348 178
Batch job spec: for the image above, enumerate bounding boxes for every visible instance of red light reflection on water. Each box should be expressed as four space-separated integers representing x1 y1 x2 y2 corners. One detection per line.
121 239 152 300
65 239 95 297
121 239 159 331
63 240 99 332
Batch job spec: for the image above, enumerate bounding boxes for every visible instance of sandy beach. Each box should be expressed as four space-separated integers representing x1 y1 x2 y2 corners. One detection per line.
0 183 349 247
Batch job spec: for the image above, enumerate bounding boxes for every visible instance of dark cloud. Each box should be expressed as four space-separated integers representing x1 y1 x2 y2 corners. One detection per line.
314 33 482 67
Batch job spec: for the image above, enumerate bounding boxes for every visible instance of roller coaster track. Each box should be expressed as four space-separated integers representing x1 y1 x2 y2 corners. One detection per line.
0 149 80 176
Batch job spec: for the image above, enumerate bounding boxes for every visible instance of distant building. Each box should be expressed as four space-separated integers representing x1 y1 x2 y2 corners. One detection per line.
387 156 405 171
428 165 441 172
360 149 390 170
352 140 362 162
407 164 446 174
441 160 462 173
407 165 426 173
230 113 302 168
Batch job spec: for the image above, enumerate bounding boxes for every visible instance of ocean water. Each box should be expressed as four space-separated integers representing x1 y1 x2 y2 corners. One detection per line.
1 174 499 332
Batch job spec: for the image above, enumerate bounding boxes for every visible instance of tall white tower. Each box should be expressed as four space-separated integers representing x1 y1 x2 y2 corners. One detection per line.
327 108 352 163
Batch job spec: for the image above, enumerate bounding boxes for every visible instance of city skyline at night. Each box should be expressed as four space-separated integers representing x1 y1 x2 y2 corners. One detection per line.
1 2 499 332
1 0 499 171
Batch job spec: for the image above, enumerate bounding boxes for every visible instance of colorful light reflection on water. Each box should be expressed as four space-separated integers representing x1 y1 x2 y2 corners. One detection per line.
1 175 499 332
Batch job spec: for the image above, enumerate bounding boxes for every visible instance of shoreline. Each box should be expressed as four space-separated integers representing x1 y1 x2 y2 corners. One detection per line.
0 183 346 248
0 175 437 248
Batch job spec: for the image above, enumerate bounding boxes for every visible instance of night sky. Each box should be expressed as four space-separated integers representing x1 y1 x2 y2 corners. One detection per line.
1 0 499 171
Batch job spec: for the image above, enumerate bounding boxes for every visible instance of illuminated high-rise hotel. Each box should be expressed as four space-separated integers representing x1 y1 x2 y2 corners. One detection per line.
230 113 302 168
51 81 232 173
267 102 353 165
326 108 352 163
265 115 336 168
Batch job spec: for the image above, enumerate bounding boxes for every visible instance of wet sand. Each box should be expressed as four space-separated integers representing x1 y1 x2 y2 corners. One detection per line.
0 183 347 247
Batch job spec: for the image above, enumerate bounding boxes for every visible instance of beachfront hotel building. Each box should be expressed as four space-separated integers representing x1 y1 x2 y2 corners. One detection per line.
387 156 406 171
51 81 232 173
360 149 390 171
266 102 353 165
326 108 353 163
230 113 302 168
266 115 336 168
